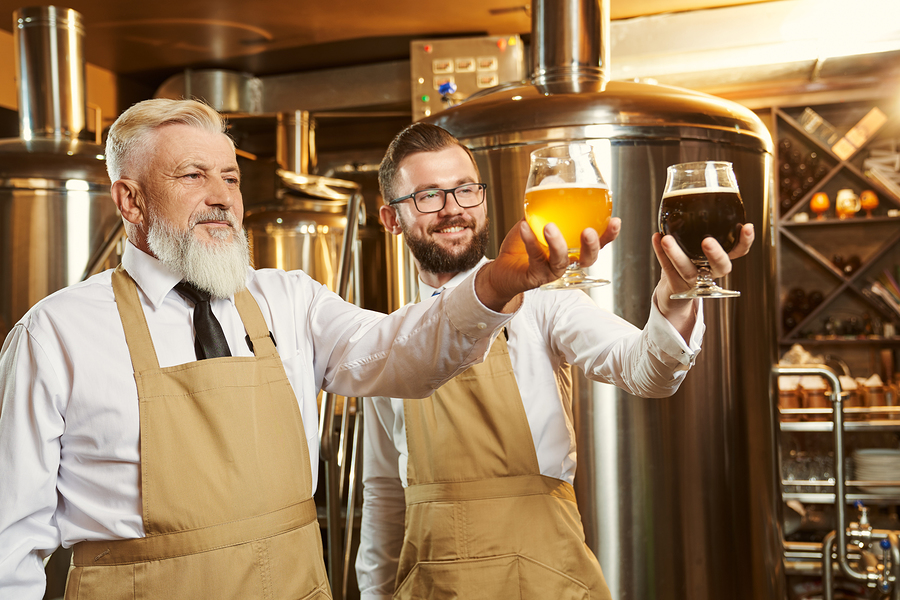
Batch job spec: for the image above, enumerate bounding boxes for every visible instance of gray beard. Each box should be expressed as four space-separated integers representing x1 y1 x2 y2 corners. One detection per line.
147 208 251 299
399 215 489 276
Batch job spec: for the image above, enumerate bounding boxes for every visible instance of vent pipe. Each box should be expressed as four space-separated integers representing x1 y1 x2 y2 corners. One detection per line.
531 0 609 87
13 6 87 140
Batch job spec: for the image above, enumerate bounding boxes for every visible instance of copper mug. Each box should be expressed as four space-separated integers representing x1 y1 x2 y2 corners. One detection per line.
866 385 886 420
779 390 802 421
803 389 830 421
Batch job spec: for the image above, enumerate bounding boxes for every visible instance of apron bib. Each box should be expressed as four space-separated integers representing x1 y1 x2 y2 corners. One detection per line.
65 266 331 600
395 333 611 600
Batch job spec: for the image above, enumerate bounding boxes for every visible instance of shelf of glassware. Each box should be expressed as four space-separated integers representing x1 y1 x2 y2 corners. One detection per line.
780 407 900 431
781 407 900 505
782 489 900 505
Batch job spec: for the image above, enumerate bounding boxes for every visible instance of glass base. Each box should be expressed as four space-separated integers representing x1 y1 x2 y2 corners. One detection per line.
541 269 609 290
670 282 740 299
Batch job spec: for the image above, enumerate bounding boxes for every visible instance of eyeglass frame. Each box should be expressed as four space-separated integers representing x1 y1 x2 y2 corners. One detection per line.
388 182 488 214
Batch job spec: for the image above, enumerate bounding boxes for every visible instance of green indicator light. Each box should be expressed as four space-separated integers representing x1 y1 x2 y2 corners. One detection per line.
421 95 430 102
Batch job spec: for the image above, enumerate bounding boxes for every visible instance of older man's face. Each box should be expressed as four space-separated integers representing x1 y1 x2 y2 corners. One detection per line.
142 123 244 246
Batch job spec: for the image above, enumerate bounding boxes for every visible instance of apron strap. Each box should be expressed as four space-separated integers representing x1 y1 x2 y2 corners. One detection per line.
112 265 160 373
113 265 277 367
234 288 278 358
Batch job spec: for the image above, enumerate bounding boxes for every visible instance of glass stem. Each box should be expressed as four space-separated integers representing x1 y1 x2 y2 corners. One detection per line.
695 263 715 289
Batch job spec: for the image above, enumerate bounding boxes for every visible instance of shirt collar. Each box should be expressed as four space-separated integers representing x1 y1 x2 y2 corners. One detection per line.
418 256 490 298
121 241 239 309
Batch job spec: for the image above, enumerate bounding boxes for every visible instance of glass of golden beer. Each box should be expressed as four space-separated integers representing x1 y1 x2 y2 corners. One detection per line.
657 161 746 299
524 142 612 290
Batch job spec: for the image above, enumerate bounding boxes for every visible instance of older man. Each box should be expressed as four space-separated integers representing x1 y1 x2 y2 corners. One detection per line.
0 99 597 599
355 123 755 599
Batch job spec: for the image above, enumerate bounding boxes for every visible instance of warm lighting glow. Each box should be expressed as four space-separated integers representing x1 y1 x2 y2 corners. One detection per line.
66 9 84 133
610 0 900 81
66 179 89 191
586 139 614 312
66 191 90 284
781 0 900 60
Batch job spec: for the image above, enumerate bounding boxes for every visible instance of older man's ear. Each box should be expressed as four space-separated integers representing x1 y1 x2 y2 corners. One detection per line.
111 179 146 227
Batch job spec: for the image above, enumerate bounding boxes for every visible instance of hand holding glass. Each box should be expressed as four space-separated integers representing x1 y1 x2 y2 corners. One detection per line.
524 142 612 289
658 161 746 299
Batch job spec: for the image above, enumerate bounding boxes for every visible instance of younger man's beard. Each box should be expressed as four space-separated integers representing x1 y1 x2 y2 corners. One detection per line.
400 215 490 276
147 207 251 299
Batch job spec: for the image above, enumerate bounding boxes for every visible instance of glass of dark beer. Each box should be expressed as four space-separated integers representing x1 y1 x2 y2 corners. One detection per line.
658 161 746 299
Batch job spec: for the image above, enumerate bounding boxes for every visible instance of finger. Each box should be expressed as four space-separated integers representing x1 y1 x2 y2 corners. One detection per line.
728 222 755 259
659 234 694 276
517 219 545 261
651 232 675 272
653 233 692 297
598 217 621 248
700 237 732 278
578 227 601 267
542 223 571 273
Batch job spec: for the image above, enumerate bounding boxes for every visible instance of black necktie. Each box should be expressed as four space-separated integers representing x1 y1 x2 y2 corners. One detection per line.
174 281 232 360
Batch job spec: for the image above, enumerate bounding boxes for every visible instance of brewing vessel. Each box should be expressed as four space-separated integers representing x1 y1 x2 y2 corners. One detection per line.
0 6 119 338
427 0 779 597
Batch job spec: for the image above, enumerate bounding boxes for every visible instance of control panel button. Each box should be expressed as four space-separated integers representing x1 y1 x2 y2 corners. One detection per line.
433 75 455 90
477 57 498 71
455 58 475 72
476 74 498 88
432 59 453 74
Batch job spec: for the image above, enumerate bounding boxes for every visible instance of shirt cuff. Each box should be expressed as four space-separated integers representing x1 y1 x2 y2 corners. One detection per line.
646 296 705 368
441 262 516 338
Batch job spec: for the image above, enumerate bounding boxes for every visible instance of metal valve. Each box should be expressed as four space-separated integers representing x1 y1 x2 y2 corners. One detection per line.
879 538 892 595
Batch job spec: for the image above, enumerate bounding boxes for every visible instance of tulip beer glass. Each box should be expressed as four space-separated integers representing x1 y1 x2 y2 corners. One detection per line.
524 143 612 289
658 161 746 299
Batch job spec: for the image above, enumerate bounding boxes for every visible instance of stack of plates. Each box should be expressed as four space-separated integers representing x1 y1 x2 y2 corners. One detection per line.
853 449 900 494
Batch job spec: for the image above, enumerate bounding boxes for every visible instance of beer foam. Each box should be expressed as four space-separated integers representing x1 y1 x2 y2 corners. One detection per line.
526 181 610 192
662 186 739 198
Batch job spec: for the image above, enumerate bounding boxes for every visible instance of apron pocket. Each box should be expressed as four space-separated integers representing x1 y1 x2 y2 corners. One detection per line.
393 553 589 600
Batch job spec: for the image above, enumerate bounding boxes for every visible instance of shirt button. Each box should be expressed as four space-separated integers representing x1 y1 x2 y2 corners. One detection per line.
476 322 487 330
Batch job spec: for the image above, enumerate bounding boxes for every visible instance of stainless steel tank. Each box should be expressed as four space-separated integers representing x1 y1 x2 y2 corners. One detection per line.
0 6 119 338
243 112 362 295
244 177 357 293
427 0 779 598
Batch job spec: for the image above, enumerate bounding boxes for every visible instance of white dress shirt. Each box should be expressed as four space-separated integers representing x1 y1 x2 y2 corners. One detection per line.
0 242 512 599
356 258 704 599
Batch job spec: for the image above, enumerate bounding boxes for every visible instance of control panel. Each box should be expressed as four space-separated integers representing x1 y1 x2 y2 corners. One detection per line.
410 35 525 122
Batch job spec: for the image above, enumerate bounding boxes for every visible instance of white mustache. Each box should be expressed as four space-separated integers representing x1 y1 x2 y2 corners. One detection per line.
191 208 237 229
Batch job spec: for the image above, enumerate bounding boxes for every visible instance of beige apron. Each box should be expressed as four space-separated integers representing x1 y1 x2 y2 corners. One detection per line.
65 266 331 600
395 333 612 600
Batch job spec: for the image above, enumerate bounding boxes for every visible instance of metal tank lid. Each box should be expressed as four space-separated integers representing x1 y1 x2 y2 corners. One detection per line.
0 138 109 188
428 80 773 153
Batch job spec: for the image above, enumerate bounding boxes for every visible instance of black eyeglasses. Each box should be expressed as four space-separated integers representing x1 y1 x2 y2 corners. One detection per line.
389 183 487 214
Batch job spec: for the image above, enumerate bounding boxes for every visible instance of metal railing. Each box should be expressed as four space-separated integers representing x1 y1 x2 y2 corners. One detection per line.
318 189 365 600
774 364 900 598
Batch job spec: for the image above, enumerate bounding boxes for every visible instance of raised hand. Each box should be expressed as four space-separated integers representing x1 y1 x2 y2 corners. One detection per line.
475 217 621 312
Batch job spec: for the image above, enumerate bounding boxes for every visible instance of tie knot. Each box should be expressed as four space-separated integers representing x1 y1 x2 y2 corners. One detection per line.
174 281 211 305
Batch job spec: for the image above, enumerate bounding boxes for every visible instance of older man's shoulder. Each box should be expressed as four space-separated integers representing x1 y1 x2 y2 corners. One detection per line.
14 269 117 337
246 266 340 302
